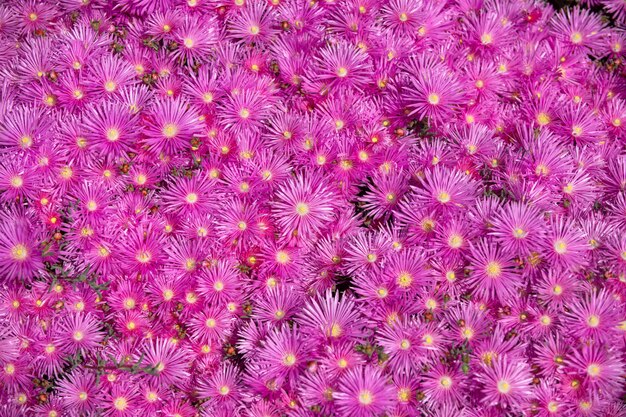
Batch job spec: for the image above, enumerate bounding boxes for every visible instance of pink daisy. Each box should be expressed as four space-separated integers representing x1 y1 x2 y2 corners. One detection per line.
333 366 396 417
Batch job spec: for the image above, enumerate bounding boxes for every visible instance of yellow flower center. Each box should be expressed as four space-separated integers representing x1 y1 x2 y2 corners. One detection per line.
548 401 559 413
437 191 450 203
104 81 116 93
283 353 296 366
563 183 574 194
440 376 452 388
497 380 511 394
553 240 567 254
136 251 152 264
399 339 410 350
397 272 413 288
461 327 474 339
186 192 198 204
537 112 550 126
4 363 15 375
513 227 527 239
398 387 410 402
20 135 32 148
213 280 224 291
113 396 128 411
587 314 600 328
358 390 373 405
202 92 214 103
186 292 198 304
162 289 174 301
106 128 120 142
275 250 290 264
535 164 550 176
448 234 463 249
295 202 310 216
162 123 178 138
570 32 583 44
122 297 136 309
60 166 73 179
11 244 28 261
587 364 601 377
485 261 502 278
98 246 110 257
329 323 342 338
427 93 440 105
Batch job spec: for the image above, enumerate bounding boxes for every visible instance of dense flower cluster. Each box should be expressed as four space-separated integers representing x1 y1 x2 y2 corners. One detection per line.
1 0 626 416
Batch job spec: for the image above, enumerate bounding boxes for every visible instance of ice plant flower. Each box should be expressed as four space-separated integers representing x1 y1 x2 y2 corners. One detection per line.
0 1 624 417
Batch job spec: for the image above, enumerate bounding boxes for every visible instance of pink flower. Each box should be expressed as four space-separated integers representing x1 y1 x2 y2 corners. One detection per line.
333 366 396 417
477 356 533 411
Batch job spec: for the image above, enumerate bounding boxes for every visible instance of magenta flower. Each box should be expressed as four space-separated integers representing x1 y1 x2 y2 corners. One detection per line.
489 201 546 257
467 239 520 303
477 356 533 411
0 219 43 283
56 371 100 415
56 313 104 355
138 338 191 388
422 364 468 407
567 344 625 397
412 166 478 215
272 172 337 242
565 289 622 343
333 366 396 417
142 98 203 157
0 1 625 416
